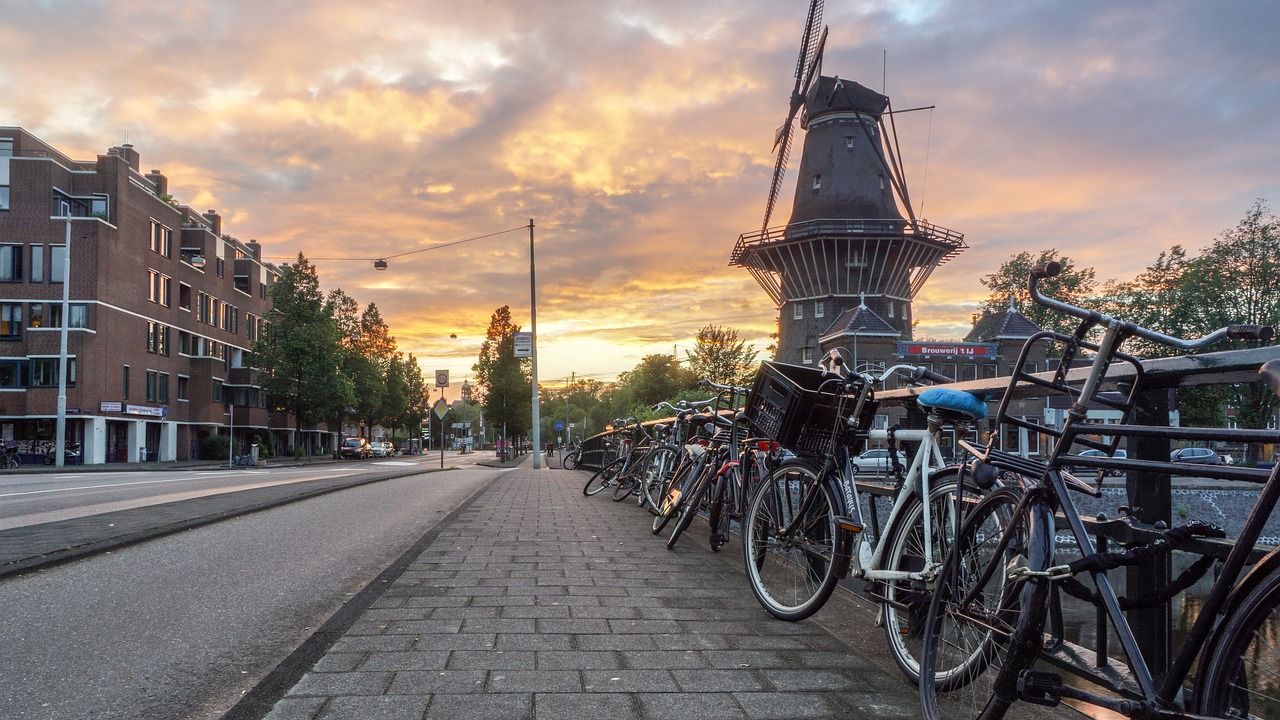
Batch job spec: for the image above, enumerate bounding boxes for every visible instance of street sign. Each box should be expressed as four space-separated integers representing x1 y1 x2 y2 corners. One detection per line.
435 370 449 387
513 332 532 358
433 398 449 420
554 420 564 432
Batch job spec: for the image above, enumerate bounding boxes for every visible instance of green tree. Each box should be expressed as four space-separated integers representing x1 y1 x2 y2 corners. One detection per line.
685 325 759 387
472 306 531 442
353 303 396 433
252 255 351 434
980 248 1097 340
614 354 698 414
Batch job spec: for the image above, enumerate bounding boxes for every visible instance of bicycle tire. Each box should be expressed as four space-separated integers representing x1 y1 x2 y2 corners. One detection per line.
1197 562 1280 718
584 457 625 496
639 445 680 514
562 452 578 471
666 463 714 550
611 461 638 501
919 487 1054 720
740 462 846 621
651 456 700 534
707 471 731 553
880 470 987 685
5 457 16 470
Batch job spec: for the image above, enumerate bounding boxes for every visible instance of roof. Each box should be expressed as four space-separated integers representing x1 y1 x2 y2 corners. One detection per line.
820 304 900 344
964 308 1044 342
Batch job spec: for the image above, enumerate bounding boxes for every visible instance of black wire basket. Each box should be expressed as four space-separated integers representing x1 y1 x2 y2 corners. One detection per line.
744 361 877 456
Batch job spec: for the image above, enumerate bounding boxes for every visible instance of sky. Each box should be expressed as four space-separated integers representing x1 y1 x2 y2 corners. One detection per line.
3 0 1277 397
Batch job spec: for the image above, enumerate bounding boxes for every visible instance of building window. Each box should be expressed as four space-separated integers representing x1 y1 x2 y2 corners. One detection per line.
50 245 65 283
815 301 825 319
216 257 225 278
179 283 191 310
0 186 8 211
0 360 23 387
888 301 895 318
148 270 171 306
793 303 803 320
123 365 129 400
879 174 886 190
159 372 169 403
147 322 170 355
0 303 21 338
30 245 43 282
0 245 22 281
801 347 814 365
846 137 855 149
177 375 188 401
812 174 822 189
0 138 12 156
30 358 74 387
259 282 267 300
246 313 257 341
146 370 157 402
1022 362 1039 375
212 380 224 403
150 220 172 257
48 303 88 329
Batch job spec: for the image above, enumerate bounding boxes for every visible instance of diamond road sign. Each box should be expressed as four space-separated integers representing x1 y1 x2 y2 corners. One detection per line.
433 398 449 420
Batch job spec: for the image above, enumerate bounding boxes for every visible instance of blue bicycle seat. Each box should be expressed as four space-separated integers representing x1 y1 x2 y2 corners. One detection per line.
916 387 989 422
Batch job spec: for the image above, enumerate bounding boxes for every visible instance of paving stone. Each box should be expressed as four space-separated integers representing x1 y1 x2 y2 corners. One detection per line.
424 692 533 720
315 695 429 719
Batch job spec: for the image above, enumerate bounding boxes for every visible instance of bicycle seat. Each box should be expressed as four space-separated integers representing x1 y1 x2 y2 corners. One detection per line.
916 387 989 422
1262 359 1280 399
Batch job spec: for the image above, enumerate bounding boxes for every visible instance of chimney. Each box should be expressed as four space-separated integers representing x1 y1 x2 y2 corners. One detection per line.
202 209 222 236
109 143 141 171
246 239 261 260
146 169 168 196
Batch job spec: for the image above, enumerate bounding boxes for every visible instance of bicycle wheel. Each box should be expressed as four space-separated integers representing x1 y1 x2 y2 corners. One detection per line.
880 470 987 685
1197 563 1280 718
707 471 731 553
5 456 16 470
639 445 680 514
562 452 578 471
919 487 1054 720
651 456 700 534
611 460 638 501
666 463 714 550
584 457 625 496
740 462 846 621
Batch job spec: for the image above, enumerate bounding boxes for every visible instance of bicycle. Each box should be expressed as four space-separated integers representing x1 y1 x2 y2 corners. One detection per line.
918 261 1278 720
561 442 582 470
2 445 20 470
740 351 992 685
582 418 643 496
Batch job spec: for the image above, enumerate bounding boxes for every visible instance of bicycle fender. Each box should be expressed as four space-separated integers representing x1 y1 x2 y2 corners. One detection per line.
1198 543 1280 655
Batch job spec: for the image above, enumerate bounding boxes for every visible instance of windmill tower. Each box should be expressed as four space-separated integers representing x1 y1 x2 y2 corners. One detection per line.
730 0 966 367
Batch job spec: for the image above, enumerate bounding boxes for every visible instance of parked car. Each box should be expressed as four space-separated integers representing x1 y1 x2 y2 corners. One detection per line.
1068 448 1127 476
380 441 395 457
850 448 908 475
1170 447 1224 465
340 437 372 460
370 441 390 457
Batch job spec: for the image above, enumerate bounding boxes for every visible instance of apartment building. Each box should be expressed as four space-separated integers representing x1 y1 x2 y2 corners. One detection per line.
0 127 290 463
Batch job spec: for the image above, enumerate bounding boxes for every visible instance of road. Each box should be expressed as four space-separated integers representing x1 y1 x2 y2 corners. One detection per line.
0 451 492 531
0 454 503 719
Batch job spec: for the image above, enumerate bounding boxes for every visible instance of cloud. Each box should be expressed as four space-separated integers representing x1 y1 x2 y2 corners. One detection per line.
2 0 1277 389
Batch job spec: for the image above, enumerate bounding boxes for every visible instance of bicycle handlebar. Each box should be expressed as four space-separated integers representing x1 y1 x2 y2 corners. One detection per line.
819 348 953 386
1030 261 1275 350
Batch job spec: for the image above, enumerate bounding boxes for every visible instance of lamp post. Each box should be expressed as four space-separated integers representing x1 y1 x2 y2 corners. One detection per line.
528 219 542 469
461 379 471 453
55 202 74 468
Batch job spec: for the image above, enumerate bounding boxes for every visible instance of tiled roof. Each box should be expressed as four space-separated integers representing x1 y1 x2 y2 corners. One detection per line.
964 308 1044 342
821 304 900 343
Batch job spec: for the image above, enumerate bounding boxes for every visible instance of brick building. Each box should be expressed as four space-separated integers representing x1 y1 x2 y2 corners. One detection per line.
0 127 309 464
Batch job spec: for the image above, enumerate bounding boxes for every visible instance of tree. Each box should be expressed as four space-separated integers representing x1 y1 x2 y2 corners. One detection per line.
685 325 759 387
472 306 531 441
252 255 351 435
353 303 396 433
614 354 698 414
980 249 1097 339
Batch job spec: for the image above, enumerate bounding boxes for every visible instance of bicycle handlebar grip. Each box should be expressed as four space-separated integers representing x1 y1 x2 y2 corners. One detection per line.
918 368 953 384
1227 324 1275 342
1030 261 1061 279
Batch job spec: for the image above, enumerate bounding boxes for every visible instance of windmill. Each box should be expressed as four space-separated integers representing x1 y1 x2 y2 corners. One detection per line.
731 0 967 366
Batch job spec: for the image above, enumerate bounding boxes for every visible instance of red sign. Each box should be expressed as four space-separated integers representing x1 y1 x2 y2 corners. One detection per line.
903 343 993 357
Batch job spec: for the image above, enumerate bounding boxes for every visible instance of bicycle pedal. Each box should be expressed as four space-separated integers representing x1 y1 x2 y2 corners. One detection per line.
709 533 728 549
834 516 863 534
1017 669 1064 707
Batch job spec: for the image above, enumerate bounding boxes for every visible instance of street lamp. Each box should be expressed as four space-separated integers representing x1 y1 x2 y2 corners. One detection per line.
55 202 80 467
852 326 866 375
460 379 471 453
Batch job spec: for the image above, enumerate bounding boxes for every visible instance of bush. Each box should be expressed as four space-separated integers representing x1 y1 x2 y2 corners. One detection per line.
199 434 230 460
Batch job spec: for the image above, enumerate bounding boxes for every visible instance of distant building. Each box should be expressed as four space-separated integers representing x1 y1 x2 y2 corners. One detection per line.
0 127 322 463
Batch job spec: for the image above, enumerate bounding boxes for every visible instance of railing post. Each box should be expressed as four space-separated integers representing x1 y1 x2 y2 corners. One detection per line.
1127 386 1173 674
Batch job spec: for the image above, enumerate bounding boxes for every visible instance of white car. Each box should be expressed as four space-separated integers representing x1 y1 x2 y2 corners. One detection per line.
371 441 391 457
851 448 908 475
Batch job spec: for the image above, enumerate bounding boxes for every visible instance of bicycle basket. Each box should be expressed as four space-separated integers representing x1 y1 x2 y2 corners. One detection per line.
744 361 878 456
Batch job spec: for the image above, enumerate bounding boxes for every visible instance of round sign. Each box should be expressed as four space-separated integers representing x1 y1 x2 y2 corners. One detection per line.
554 420 565 432
435 370 449 387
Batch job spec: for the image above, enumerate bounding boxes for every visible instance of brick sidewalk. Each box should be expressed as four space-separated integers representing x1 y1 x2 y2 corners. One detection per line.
247 464 929 720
